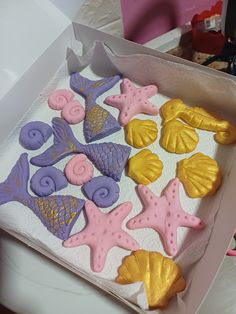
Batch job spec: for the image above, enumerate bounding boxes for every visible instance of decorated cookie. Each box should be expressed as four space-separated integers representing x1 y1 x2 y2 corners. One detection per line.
127 178 205 256
30 166 68 196
82 176 120 208
125 119 158 148
61 100 85 124
64 154 94 186
127 149 163 185
48 89 74 110
70 72 121 142
160 120 199 153
30 118 131 182
63 201 140 272
19 121 52 150
177 153 222 198
105 78 158 126
161 99 236 144
0 154 84 240
116 250 186 309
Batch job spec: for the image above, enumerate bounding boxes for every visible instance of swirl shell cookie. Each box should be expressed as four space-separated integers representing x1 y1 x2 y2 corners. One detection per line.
64 154 94 186
82 176 120 208
116 250 186 309
127 149 163 185
61 100 85 124
48 89 74 110
19 121 52 150
177 153 222 198
125 119 158 148
160 120 199 153
30 166 68 197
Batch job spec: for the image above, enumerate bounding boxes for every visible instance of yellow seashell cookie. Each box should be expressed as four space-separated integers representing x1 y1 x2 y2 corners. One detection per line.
127 149 163 185
116 250 186 309
177 153 222 198
125 119 158 148
160 120 199 153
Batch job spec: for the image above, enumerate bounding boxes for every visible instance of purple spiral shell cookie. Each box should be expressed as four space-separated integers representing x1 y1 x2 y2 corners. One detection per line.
19 121 52 150
30 166 68 197
82 176 120 208
30 118 131 182
0 153 84 240
70 73 121 142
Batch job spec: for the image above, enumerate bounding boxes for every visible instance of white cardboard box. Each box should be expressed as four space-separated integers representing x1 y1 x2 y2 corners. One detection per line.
1 3 236 314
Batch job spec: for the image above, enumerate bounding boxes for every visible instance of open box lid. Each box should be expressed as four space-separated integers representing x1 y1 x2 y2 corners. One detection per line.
0 0 85 99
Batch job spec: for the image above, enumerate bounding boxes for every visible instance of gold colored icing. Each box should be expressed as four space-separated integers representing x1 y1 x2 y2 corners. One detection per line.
86 105 108 135
127 149 163 185
160 120 199 153
177 152 222 198
116 250 186 309
161 99 236 144
125 119 158 148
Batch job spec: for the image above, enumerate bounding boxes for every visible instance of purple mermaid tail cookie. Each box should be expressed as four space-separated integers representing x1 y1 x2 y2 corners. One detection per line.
0 153 84 240
70 73 121 142
70 72 121 101
30 118 131 182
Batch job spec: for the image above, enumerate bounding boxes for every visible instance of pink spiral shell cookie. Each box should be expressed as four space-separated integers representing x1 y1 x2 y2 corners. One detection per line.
61 100 85 124
48 89 74 110
65 154 94 185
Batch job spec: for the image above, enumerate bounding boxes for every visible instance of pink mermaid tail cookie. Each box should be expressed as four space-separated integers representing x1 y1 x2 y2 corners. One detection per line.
105 78 158 126
127 178 205 256
0 154 84 240
30 118 131 182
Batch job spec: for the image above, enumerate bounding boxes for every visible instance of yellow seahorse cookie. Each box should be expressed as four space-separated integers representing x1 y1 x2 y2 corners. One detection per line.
127 149 163 185
177 153 222 198
161 99 236 144
125 119 158 148
160 120 199 153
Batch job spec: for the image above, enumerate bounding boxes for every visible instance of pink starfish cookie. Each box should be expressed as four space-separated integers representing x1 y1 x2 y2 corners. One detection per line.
105 78 158 126
127 178 205 256
63 200 140 272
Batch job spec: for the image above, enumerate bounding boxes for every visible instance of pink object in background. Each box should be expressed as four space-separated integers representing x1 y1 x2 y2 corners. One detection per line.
121 0 217 44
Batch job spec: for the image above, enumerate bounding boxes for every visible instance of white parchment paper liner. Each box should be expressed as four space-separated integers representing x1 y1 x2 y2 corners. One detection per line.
0 41 236 313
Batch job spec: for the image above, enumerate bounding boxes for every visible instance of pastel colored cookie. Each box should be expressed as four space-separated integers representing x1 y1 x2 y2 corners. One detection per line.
64 154 94 186
116 250 186 309
177 153 222 198
70 72 121 142
0 154 84 240
127 149 163 185
63 201 140 272
105 78 158 126
160 120 199 153
61 100 85 124
227 230 236 256
82 176 120 208
125 119 158 148
127 178 205 256
31 118 131 182
30 166 68 197
48 89 74 110
161 99 236 144
19 121 52 150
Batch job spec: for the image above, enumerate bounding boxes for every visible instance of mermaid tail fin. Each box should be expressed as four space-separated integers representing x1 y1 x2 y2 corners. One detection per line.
70 73 121 101
30 118 80 167
83 142 131 182
0 153 29 204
